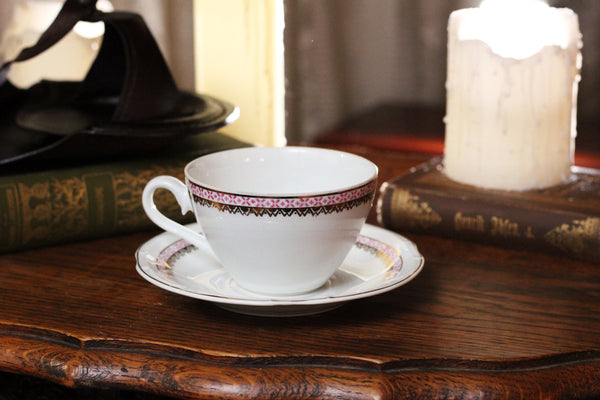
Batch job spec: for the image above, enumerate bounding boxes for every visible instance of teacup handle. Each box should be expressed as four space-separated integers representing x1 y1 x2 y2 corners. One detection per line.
142 176 209 252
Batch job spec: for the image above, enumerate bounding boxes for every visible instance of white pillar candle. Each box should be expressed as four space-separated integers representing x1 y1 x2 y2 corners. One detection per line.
444 0 582 191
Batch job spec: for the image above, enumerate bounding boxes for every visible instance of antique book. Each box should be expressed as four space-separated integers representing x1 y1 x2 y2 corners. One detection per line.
0 132 249 253
377 157 600 263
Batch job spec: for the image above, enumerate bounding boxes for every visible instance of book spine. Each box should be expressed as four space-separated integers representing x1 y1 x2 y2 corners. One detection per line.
377 181 600 263
0 157 195 253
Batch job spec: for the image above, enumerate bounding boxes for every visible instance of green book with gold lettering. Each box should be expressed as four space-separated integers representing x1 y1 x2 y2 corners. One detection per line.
0 132 249 253
377 157 600 263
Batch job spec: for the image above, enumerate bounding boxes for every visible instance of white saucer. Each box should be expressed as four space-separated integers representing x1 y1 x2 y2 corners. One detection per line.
135 223 424 317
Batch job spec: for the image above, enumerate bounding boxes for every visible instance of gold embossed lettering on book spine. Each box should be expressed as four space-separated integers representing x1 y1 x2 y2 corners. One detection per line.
0 161 192 253
545 218 600 257
0 133 250 253
386 187 441 230
377 158 600 263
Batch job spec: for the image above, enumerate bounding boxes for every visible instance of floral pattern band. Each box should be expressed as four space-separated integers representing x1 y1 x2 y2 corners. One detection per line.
187 179 377 217
156 233 402 274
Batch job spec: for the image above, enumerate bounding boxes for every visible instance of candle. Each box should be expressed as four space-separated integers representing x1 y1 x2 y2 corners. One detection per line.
444 0 582 191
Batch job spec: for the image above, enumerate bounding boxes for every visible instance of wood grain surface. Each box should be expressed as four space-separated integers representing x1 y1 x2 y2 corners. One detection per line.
0 146 599 399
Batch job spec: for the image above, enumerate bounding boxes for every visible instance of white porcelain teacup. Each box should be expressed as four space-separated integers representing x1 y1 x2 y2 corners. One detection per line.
142 146 378 295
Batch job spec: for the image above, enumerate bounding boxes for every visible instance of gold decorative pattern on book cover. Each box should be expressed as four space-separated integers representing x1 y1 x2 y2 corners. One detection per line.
545 218 600 260
0 161 192 251
17 178 88 246
378 157 600 263
389 187 442 230
113 162 189 231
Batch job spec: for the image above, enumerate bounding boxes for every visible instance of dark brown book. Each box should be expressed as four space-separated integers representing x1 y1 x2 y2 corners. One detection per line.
377 157 600 263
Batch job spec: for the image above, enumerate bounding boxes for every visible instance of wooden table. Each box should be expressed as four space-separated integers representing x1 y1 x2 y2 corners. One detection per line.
1 147 599 399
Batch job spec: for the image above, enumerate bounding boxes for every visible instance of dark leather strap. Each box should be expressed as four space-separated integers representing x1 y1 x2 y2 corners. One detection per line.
81 11 182 121
1 0 186 122
0 0 98 83
0 0 237 166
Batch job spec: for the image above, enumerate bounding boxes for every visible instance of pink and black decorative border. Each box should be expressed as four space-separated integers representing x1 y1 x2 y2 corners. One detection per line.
356 235 402 272
186 180 377 217
155 233 401 274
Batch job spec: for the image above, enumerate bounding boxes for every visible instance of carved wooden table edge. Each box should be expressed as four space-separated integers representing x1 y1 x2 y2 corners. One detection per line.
2 323 599 400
